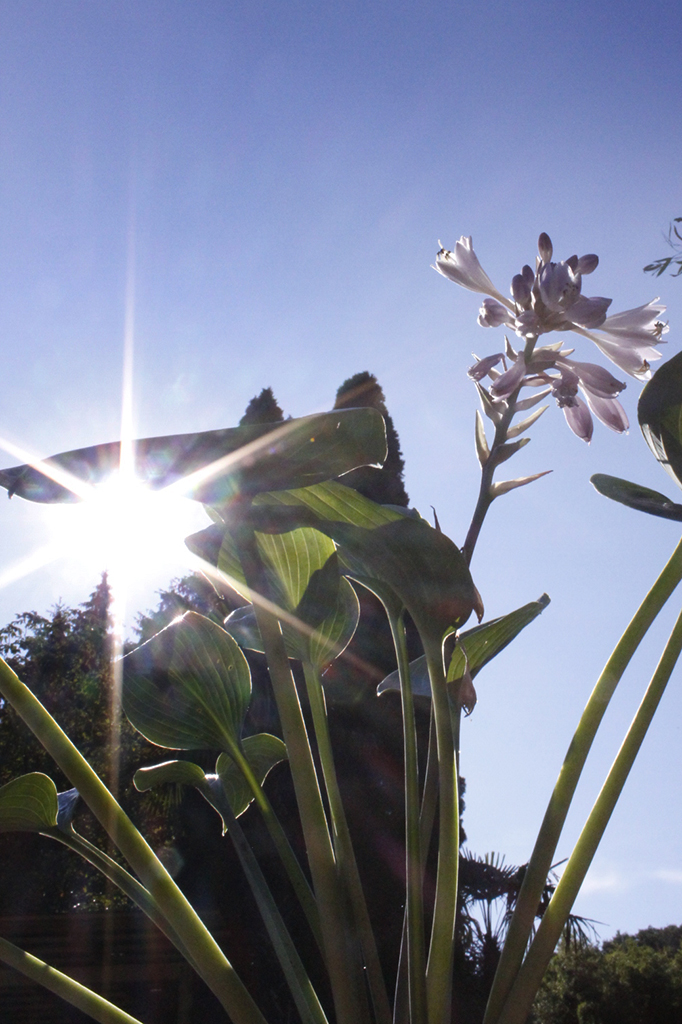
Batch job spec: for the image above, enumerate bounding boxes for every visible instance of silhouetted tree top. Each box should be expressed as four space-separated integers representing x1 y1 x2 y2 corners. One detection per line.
333 371 409 507
239 387 285 426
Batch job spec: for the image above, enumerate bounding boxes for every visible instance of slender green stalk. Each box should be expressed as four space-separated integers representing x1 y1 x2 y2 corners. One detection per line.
0 657 267 1024
46 828 199 972
496 602 682 1024
484 533 682 1024
207 780 330 1024
419 708 439 864
236 524 371 1024
0 936 145 1024
230 743 324 952
424 635 459 1024
462 336 539 566
302 660 392 1024
388 610 428 1024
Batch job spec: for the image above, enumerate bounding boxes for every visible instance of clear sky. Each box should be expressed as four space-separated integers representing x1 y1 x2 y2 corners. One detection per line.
0 0 681 941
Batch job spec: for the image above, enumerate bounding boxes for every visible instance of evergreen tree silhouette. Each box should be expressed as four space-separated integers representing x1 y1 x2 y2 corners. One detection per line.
333 371 409 506
239 386 285 426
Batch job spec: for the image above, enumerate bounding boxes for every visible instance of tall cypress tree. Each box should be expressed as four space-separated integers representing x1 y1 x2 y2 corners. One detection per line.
333 371 409 506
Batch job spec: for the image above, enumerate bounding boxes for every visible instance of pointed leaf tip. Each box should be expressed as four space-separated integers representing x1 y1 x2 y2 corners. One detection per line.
590 473 682 521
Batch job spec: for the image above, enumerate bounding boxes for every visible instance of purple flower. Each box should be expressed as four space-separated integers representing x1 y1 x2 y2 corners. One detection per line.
435 233 667 379
435 236 511 306
478 298 513 328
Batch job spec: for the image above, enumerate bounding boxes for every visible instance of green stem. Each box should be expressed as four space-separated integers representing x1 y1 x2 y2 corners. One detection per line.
497 602 682 1024
230 744 324 953
462 335 539 566
236 525 370 1024
0 657 267 1024
205 780 330 1024
302 660 392 1024
484 534 682 1024
0 935 145 1024
424 635 459 1024
47 828 199 972
419 708 439 865
388 610 428 1024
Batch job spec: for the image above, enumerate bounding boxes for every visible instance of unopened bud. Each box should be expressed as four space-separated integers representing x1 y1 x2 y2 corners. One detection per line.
577 253 599 275
538 232 553 263
511 273 532 307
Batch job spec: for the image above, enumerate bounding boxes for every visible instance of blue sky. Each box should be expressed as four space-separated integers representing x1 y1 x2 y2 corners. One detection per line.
0 0 681 941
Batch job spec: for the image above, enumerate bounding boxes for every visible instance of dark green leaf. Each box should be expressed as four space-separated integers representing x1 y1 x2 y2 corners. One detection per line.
217 734 288 819
133 760 207 792
123 612 252 752
638 352 682 491
223 565 360 669
377 595 550 696
590 474 682 521
447 594 550 682
0 409 387 505
318 517 482 639
0 773 59 832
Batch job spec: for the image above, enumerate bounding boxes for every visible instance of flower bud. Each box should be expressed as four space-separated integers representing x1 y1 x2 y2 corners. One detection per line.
477 298 510 328
577 253 599 275
511 273 532 307
538 232 553 263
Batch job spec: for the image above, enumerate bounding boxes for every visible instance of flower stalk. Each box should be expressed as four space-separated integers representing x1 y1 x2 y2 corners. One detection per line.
483 533 682 1024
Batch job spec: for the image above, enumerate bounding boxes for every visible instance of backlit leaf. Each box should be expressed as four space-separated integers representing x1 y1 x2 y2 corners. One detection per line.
123 612 252 753
0 409 387 505
0 773 59 832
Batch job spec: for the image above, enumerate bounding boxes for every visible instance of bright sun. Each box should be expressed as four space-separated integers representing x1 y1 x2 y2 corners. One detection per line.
44 473 207 618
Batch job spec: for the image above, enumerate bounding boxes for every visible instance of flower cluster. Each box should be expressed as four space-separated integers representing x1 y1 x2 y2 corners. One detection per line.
435 233 668 441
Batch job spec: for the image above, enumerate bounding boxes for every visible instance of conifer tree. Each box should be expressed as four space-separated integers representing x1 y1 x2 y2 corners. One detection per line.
238 386 285 426
333 371 409 506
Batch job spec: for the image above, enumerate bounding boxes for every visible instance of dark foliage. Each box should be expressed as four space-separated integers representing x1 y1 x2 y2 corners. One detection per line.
531 925 682 1024
333 371 410 506
238 387 285 427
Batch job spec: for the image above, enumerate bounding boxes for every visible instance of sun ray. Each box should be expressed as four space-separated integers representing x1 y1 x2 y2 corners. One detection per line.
0 543 62 592
0 434 95 501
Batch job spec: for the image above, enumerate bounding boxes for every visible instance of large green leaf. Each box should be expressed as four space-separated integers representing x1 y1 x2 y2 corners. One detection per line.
446 594 550 682
224 575 360 669
0 773 59 832
217 734 288 820
184 479 405 597
133 760 208 791
122 612 252 752
133 734 287 825
0 409 387 505
590 474 682 521
255 480 404 527
223 483 482 638
377 595 550 696
638 351 682 490
316 516 482 638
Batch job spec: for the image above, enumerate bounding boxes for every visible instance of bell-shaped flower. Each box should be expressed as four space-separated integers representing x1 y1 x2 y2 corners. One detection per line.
539 261 582 313
562 395 594 443
573 302 667 378
599 300 667 342
468 352 505 381
478 298 513 328
435 236 511 306
584 391 629 434
555 358 625 399
565 294 612 329
490 353 527 399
